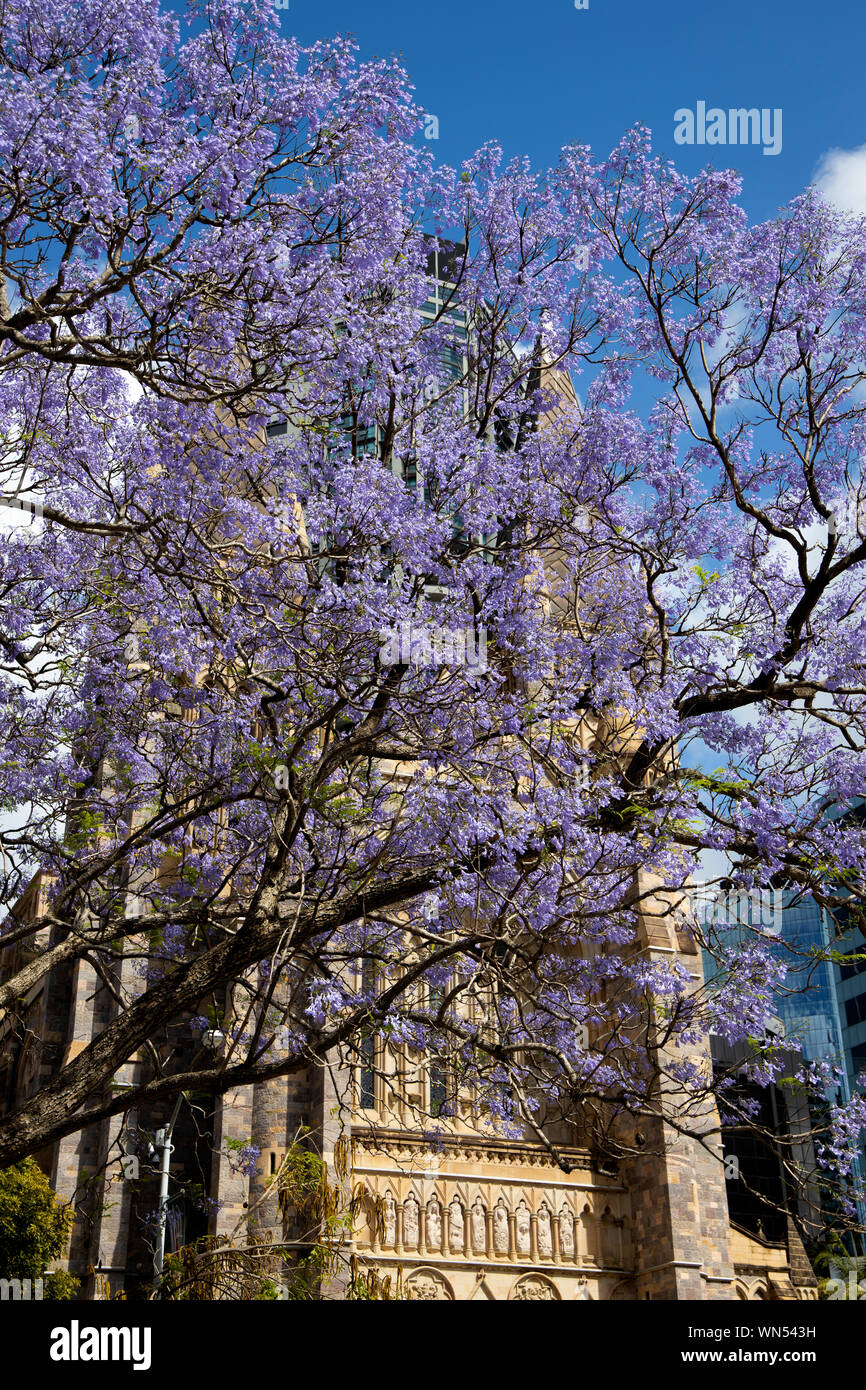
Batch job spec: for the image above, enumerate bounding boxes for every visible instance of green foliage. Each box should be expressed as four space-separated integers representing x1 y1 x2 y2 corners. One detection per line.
0 1158 73 1280
681 766 753 797
810 1235 866 1299
692 563 721 587
159 1134 402 1300
44 1269 80 1300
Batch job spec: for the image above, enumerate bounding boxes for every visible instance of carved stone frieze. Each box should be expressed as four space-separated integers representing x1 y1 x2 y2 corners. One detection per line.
510 1274 560 1301
406 1267 454 1300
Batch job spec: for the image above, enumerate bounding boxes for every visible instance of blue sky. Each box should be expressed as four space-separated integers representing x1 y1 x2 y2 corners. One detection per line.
276 0 866 224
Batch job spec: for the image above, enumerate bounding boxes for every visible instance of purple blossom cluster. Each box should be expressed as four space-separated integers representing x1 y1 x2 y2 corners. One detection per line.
0 0 864 1233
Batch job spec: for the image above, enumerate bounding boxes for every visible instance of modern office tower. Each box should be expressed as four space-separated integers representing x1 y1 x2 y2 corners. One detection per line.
710 1031 822 1295
836 948 866 1103
778 888 866 1248
774 892 848 1073
828 801 866 1109
699 877 865 1248
697 881 848 1074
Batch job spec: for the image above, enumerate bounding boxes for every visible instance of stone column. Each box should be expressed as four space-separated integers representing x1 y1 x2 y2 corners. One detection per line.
395 1202 404 1253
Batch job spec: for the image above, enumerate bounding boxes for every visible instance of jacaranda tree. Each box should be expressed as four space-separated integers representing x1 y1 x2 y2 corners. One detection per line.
0 0 864 1241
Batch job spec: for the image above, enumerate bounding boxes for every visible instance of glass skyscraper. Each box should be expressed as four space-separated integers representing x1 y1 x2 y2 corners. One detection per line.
698 880 865 1243
827 801 866 1108
773 894 848 1073
698 883 849 1077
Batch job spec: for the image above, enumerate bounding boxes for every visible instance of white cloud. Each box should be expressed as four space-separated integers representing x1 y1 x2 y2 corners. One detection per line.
812 143 866 215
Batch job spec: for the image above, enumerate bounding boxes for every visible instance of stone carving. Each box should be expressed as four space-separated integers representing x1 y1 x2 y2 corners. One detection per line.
515 1200 531 1256
403 1195 420 1247
408 1273 453 1301
493 1201 509 1253
537 1203 552 1258
510 1274 560 1301
426 1198 442 1250
449 1199 464 1252
471 1199 487 1254
382 1192 396 1247
352 1132 588 1173
406 1268 454 1301
558 1205 574 1259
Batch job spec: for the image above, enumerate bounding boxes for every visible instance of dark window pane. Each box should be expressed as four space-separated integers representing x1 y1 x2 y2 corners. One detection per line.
359 1032 376 1109
430 1065 446 1117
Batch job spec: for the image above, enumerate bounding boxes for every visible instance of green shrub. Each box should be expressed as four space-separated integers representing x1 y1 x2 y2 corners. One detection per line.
43 1269 80 1300
0 1158 73 1281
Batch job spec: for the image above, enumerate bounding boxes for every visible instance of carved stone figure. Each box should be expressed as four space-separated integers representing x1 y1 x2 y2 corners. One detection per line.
515 1200 531 1255
406 1268 454 1301
383 1192 396 1247
403 1195 420 1247
558 1205 574 1259
426 1198 442 1250
493 1201 509 1253
537 1203 552 1258
471 1200 487 1254
449 1199 464 1252
510 1274 559 1301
